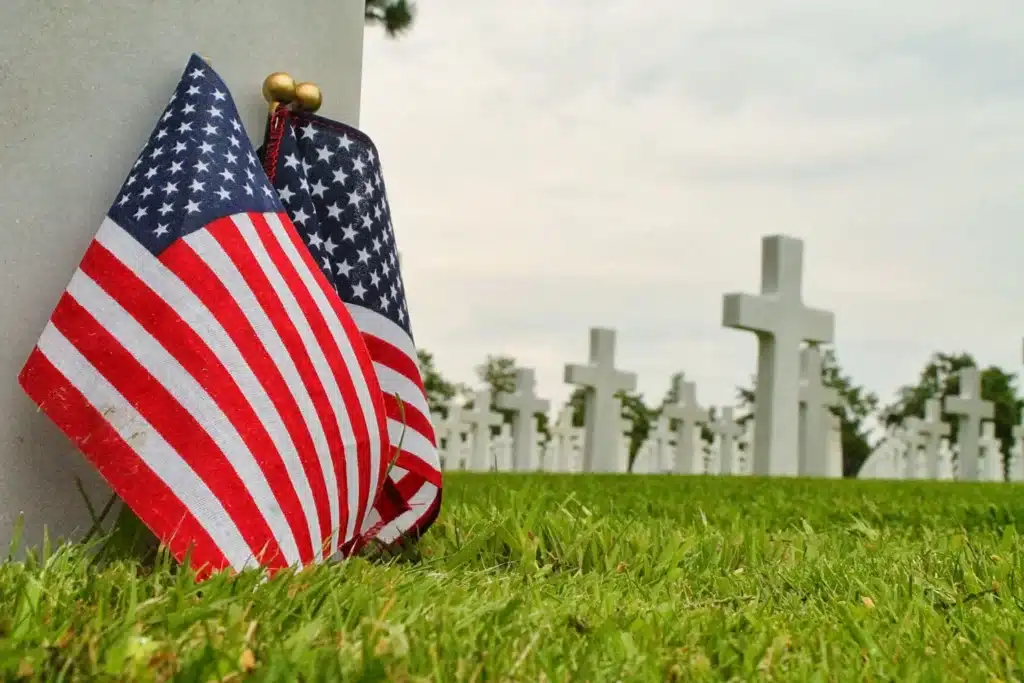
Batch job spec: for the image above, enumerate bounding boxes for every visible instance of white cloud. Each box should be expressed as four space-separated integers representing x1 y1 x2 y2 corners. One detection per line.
360 0 1024 412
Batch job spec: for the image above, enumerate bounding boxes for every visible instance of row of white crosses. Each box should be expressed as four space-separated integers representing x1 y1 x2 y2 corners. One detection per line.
431 234 849 476
858 367 1024 482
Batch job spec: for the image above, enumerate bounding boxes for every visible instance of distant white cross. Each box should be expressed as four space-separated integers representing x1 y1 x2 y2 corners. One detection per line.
797 345 841 477
549 406 578 472
943 367 994 481
437 401 465 469
648 415 675 473
564 328 637 473
917 399 950 479
711 406 743 475
1010 409 1024 482
495 368 550 472
901 417 925 479
661 378 710 475
460 389 503 472
722 235 834 476
979 421 1004 482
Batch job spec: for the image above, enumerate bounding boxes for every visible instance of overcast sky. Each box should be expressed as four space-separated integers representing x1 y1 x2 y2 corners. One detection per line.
359 0 1024 413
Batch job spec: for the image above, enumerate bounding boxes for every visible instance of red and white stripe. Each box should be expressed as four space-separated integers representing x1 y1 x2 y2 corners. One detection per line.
347 305 442 543
19 213 389 576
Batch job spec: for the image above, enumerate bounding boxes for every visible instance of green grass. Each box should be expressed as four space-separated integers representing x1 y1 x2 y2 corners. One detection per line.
2 474 1024 682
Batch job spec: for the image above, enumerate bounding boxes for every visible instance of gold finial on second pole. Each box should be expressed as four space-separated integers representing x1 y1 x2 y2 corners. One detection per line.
293 82 323 113
262 72 296 112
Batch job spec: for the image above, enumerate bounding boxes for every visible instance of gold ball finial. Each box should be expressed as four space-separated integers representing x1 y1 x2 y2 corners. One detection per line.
293 82 323 113
262 72 296 108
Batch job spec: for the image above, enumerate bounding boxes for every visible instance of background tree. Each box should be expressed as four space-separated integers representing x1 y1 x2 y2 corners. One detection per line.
365 0 416 37
736 344 880 477
882 352 1022 469
416 349 467 420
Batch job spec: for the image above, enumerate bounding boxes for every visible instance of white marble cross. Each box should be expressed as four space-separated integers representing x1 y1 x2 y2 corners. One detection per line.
437 401 465 470
1011 409 1024 483
825 412 843 478
495 368 551 472
490 423 514 471
661 378 710 475
936 437 956 480
979 422 1004 482
648 415 676 473
902 418 925 480
798 345 841 477
460 389 503 472
549 406 579 473
722 235 835 477
917 399 950 479
564 328 637 473
944 367 994 481
711 407 743 475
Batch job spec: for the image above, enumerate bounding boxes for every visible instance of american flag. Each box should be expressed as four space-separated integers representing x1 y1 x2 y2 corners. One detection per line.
262 108 442 545
17 54 391 577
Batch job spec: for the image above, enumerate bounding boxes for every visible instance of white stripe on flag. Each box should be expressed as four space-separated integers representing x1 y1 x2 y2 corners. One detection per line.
66 268 302 566
346 304 419 364
185 228 340 551
263 213 385 532
96 219 323 560
36 323 255 569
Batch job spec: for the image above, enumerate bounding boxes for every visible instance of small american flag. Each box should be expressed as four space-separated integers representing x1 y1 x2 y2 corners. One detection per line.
18 54 390 577
262 107 442 545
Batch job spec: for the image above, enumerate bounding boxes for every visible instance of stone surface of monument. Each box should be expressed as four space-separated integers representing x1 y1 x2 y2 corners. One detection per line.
1011 412 1024 482
944 367 995 481
460 390 503 472
722 236 835 477
918 399 951 479
0 0 367 552
661 379 710 475
564 328 637 473
495 368 550 472
797 346 841 477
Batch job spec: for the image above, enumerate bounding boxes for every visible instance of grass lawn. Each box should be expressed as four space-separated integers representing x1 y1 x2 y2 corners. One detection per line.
2 474 1024 682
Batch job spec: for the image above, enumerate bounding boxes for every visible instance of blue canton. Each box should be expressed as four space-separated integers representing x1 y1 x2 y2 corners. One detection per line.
107 54 282 256
270 114 413 339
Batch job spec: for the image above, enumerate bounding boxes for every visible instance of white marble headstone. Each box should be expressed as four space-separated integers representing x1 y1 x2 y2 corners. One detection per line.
979 422 1004 482
944 367 994 481
0 0 367 553
917 399 951 479
461 390 503 472
495 368 550 472
722 236 835 477
661 379 709 475
797 346 841 477
564 328 637 473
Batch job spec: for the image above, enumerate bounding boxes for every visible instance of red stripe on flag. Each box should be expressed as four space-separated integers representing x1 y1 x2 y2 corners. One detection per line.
267 213 393 534
393 450 444 487
246 213 375 536
79 240 316 564
161 239 333 559
208 218 351 545
18 348 229 578
49 294 287 569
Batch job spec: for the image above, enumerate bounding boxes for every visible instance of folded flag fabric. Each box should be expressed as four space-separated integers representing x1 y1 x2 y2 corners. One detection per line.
261 107 442 546
17 54 391 577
